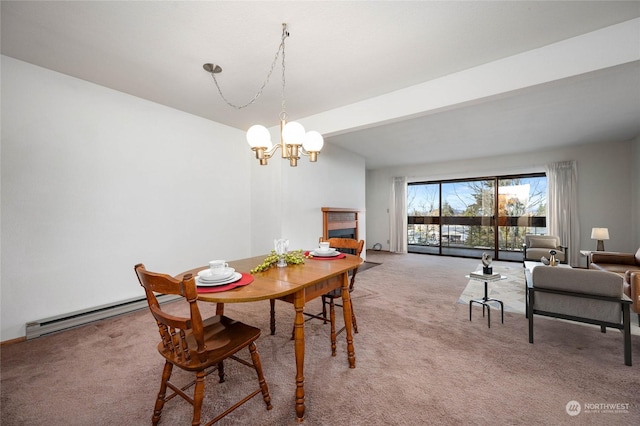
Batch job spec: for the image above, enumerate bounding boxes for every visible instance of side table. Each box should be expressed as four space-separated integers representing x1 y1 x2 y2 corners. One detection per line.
466 274 505 328
580 250 592 268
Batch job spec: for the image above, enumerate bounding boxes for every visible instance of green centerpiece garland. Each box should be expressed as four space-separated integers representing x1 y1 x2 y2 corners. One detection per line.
250 249 310 274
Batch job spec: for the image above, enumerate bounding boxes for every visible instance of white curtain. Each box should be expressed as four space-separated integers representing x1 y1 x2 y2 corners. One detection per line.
546 161 580 266
390 176 407 253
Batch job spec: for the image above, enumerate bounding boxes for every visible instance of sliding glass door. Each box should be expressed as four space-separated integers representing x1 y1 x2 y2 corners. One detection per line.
440 179 495 257
407 183 440 254
408 173 546 261
496 176 547 261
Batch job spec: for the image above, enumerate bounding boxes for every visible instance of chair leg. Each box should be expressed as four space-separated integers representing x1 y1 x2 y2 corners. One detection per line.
191 370 206 426
321 296 329 323
528 309 534 344
329 299 337 356
623 304 632 366
152 361 173 426
249 341 273 410
217 361 225 383
269 299 276 335
351 302 358 334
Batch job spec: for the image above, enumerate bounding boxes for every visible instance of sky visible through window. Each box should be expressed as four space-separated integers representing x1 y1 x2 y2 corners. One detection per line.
408 176 547 216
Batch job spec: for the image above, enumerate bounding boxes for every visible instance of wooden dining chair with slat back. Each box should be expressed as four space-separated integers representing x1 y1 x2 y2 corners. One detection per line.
134 264 272 426
318 238 365 353
269 237 365 356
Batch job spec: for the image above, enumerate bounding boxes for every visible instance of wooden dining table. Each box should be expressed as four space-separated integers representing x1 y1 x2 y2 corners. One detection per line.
176 253 363 423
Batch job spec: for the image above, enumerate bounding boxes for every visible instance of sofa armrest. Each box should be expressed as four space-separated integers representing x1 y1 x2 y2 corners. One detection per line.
532 267 623 297
589 251 637 266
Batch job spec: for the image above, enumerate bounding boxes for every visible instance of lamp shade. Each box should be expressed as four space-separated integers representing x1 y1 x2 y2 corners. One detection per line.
282 121 305 145
591 228 609 240
302 131 324 152
247 125 272 149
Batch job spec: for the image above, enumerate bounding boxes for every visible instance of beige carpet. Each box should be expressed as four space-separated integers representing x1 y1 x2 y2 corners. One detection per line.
2 252 638 425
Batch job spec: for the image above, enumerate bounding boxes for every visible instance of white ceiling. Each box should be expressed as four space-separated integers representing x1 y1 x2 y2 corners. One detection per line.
2 1 640 169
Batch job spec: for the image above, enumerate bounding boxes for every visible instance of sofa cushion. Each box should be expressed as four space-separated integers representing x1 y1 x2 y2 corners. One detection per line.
525 248 566 262
533 267 623 297
528 236 558 249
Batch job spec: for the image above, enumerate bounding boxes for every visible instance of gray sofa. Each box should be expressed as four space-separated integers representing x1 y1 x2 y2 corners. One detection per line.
526 266 632 366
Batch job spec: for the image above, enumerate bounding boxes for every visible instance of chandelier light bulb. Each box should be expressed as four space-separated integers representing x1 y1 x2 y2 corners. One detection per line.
282 121 305 145
247 124 272 149
302 131 324 152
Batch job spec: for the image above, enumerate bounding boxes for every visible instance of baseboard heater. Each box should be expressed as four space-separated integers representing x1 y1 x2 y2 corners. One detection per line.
25 294 181 340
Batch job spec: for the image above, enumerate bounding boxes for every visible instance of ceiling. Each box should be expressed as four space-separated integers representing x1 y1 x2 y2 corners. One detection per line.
2 1 640 169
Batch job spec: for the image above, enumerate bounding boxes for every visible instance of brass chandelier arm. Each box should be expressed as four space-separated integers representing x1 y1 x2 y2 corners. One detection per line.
251 143 318 167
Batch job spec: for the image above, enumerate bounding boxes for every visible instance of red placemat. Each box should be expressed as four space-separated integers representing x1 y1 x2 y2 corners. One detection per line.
197 272 254 293
304 251 346 260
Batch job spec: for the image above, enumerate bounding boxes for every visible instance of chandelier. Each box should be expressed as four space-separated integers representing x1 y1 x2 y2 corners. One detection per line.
203 23 323 167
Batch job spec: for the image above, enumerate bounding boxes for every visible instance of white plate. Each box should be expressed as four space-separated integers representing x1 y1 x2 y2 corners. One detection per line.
198 268 235 281
311 249 340 257
197 268 235 282
196 272 242 287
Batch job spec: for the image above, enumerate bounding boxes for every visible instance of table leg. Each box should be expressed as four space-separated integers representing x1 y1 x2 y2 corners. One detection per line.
340 272 356 368
469 281 503 328
215 303 224 316
293 289 306 423
269 299 276 335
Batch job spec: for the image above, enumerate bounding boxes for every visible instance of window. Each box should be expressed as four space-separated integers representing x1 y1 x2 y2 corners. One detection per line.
408 173 546 261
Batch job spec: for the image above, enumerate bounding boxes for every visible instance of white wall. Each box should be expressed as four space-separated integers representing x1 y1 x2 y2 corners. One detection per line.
1 56 367 341
366 140 636 258
0 57 253 340
281 142 366 253
249 140 366 255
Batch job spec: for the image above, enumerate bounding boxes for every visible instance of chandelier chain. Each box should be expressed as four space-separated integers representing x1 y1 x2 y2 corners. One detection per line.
280 30 287 121
210 24 289 110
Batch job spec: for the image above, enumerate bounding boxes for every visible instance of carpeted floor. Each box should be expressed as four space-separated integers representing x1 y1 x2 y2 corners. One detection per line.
1 252 639 425
357 260 381 273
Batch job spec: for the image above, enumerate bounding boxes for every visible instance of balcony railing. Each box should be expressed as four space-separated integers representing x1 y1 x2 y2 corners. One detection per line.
407 217 547 261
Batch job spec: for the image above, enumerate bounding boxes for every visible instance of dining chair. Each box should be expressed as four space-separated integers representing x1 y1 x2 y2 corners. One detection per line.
269 237 365 356
318 238 365 351
134 264 272 426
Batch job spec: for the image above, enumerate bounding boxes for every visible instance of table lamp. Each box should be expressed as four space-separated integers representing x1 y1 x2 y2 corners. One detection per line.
590 227 609 251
